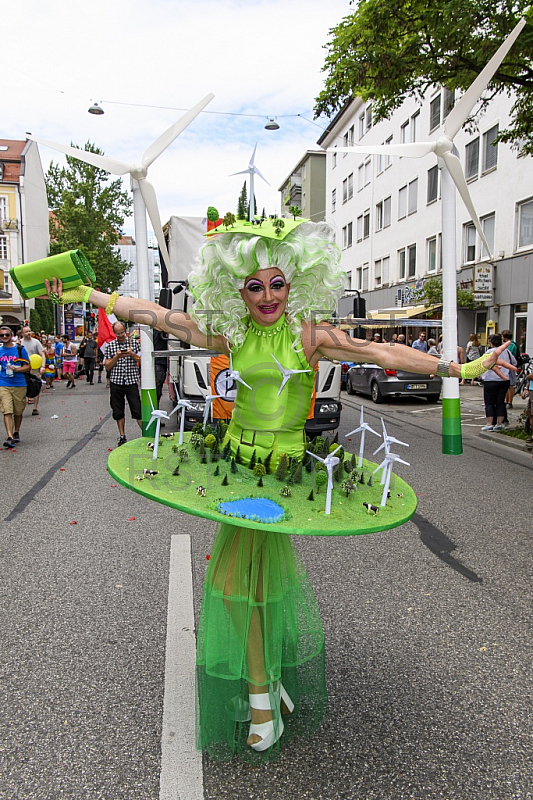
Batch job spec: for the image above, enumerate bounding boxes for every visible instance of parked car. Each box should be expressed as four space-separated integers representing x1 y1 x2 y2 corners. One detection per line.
346 363 442 403
340 360 356 389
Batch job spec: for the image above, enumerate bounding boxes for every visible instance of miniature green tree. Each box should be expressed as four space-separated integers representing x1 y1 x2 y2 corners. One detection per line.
263 451 273 474
230 457 238 474
221 474 229 486
279 485 292 497
367 474 373 487
275 453 289 482
340 479 356 498
235 446 244 465
204 434 216 450
307 490 315 501
288 205 301 221
315 472 327 493
291 461 303 484
257 476 264 488
207 206 219 224
253 463 266 478
213 464 220 476
222 441 231 461
273 218 285 236
223 212 236 229
178 447 189 462
249 449 257 470
172 465 180 476
192 422 204 434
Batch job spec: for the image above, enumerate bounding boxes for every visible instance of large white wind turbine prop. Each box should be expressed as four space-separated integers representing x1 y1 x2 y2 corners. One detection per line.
334 19 525 259
28 93 214 437
345 405 381 467
173 383 195 445
147 394 180 460
373 452 411 507
230 143 270 222
271 354 312 396
373 418 409 461
306 444 342 515
332 18 525 455
28 94 214 270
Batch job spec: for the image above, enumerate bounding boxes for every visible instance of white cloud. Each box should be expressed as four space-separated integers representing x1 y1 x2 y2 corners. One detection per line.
5 0 352 232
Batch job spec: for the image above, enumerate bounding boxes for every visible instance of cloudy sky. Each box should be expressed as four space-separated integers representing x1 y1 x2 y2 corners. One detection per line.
5 0 353 235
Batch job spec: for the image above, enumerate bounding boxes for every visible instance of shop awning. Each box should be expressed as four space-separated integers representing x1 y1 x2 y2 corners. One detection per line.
366 304 441 320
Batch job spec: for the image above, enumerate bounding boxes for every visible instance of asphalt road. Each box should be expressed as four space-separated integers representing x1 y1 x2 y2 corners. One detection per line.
1 380 532 800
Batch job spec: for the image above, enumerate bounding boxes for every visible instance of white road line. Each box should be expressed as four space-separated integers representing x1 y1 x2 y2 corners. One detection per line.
159 534 203 800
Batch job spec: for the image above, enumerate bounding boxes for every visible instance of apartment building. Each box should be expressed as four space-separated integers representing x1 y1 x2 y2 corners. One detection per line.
0 139 49 327
318 91 533 352
278 150 326 222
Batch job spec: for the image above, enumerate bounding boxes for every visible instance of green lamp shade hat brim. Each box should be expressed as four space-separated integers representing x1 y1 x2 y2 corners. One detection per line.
205 217 310 242
9 250 96 300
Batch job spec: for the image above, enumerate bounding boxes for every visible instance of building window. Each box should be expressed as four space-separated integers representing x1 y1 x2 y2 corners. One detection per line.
362 263 369 291
356 214 363 242
301 163 307 181
480 213 495 258
427 237 437 273
383 196 391 227
332 149 337 169
342 222 353 249
408 178 418 215
517 198 533 249
358 163 364 191
365 104 373 132
302 191 306 212
408 244 417 278
359 113 365 140
398 249 406 281
331 188 336 213
348 126 354 147
398 185 407 219
342 178 348 203
364 158 371 186
356 266 362 291
411 110 420 142
374 258 382 287
345 270 352 289
347 173 353 200
464 222 476 263
430 95 441 131
482 125 499 172
385 136 393 169
427 165 439 203
0 236 8 260
376 201 384 232
400 120 409 144
363 210 370 239
465 138 479 180
0 196 8 221
382 255 390 285
443 88 455 119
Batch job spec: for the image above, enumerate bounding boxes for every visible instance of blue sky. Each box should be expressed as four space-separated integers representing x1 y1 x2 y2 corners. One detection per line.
5 0 353 235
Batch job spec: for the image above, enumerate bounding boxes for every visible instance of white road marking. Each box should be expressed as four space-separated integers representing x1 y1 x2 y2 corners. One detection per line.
159 535 203 800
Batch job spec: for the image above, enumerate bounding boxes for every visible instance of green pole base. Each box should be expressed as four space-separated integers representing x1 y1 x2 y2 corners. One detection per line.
141 387 158 438
441 396 463 455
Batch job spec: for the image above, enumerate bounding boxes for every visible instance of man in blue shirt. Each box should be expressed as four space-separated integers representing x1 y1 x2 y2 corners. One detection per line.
0 325 30 448
411 332 428 352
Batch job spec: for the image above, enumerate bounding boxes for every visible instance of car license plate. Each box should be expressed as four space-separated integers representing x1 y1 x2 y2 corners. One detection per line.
406 383 427 390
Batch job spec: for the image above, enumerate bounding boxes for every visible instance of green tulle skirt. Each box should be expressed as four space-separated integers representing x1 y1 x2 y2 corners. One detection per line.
196 523 327 762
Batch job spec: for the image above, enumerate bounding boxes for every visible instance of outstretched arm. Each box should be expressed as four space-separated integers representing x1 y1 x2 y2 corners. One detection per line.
303 323 513 378
42 279 228 353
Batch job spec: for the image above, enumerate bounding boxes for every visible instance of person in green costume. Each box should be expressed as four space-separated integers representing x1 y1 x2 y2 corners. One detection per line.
41 220 512 761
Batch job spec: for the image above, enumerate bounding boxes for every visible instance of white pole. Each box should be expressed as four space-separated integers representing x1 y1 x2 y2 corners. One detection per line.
249 171 254 222
132 178 157 436
439 155 463 454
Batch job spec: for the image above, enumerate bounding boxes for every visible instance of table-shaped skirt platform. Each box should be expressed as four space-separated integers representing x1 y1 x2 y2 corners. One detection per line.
107 435 417 536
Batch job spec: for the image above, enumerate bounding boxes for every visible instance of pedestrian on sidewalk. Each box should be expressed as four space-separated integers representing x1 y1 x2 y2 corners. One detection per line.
54 335 63 380
62 335 77 389
20 326 45 416
502 330 519 410
480 334 516 431
43 340 57 388
464 334 482 386
82 331 98 385
0 325 30 448
104 321 142 446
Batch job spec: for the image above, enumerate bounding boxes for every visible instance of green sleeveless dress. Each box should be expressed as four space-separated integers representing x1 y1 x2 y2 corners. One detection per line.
196 316 328 761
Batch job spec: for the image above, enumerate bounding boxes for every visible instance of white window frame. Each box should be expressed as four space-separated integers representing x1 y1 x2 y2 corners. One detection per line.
427 236 437 273
374 258 382 287
398 248 406 281
363 210 370 239
430 94 441 132
356 214 363 242
376 201 383 232
463 222 476 263
398 185 407 219
385 136 393 169
479 213 495 259
427 165 439 204
517 198 533 250
482 124 499 173
465 137 479 181
331 188 336 213
408 178 418 215
0 235 8 260
407 244 417 279
411 110 420 142
0 196 8 221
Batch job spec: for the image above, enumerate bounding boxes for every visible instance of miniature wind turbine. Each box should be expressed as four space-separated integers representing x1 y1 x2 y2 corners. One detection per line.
332 18 526 455
27 93 215 436
306 444 342 515
271 354 312 396
201 390 220 428
147 395 180 460
373 451 411 507
173 382 195 445
226 354 252 392
372 419 408 484
230 143 270 222
345 406 381 467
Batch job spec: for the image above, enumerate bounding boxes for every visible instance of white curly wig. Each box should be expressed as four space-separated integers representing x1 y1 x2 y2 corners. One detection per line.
188 221 346 350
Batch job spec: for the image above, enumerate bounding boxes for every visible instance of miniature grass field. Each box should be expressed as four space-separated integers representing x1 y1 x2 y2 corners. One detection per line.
107 434 417 536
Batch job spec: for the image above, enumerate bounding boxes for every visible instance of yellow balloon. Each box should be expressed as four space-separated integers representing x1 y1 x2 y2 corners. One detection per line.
30 353 43 369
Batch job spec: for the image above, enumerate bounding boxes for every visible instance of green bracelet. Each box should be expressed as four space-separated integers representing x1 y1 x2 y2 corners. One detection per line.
60 285 94 305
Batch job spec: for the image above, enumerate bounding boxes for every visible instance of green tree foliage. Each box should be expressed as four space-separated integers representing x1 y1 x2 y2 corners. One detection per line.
207 206 219 223
45 142 132 291
315 472 327 493
315 1 533 155
237 182 248 220
223 212 236 229
413 277 476 309
289 205 301 220
275 453 289 481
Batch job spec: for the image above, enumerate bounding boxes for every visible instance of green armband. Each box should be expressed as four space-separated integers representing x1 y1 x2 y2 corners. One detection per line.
59 285 94 305
461 356 493 380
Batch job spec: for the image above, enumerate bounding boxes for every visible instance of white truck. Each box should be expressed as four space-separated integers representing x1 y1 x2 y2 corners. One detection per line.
159 216 342 435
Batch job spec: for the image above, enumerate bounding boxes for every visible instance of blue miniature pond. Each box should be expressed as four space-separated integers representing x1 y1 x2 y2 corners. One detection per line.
217 497 285 523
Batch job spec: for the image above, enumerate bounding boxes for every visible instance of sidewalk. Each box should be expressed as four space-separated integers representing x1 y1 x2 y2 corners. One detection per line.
459 383 532 451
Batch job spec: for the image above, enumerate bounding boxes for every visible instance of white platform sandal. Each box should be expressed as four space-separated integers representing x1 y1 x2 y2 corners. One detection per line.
248 684 294 752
